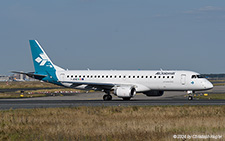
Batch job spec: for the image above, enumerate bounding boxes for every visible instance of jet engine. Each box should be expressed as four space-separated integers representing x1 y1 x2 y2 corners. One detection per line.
143 90 164 97
114 86 136 98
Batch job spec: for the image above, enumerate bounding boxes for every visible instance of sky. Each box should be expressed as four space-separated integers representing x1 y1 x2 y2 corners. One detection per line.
1 0 225 75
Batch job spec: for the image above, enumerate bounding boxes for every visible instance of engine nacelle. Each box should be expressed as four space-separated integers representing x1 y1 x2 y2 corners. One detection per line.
143 90 164 97
114 87 136 98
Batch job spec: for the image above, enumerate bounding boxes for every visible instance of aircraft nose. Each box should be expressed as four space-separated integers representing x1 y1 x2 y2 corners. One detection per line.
205 81 213 90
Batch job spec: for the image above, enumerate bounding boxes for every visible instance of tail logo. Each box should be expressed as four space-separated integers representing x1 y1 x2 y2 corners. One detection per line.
35 54 49 66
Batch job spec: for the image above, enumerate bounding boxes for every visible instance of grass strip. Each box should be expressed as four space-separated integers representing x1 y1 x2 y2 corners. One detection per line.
0 105 224 141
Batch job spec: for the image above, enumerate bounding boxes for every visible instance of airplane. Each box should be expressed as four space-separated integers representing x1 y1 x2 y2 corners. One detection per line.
12 40 213 101
12 78 25 82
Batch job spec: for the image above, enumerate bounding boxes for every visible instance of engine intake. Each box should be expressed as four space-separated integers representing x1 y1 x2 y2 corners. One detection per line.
114 86 136 98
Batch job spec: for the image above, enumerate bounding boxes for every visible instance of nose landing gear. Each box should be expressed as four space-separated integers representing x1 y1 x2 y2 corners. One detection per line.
188 96 193 100
187 90 194 100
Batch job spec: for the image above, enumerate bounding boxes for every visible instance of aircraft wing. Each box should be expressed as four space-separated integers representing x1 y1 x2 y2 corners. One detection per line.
60 81 133 90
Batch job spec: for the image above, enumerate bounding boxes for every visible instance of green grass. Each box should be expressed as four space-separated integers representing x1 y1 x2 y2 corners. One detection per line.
0 106 224 141
195 93 225 100
212 83 225 86
0 93 47 99
0 81 60 89
209 79 225 86
0 81 84 99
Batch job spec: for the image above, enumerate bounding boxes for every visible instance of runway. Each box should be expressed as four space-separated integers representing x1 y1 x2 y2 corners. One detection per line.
0 85 225 109
0 89 225 109
0 98 225 110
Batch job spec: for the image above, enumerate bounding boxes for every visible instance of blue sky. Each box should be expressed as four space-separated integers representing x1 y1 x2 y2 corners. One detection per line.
1 0 225 75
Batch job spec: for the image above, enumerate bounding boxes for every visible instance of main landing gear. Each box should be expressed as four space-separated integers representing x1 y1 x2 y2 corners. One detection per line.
103 95 112 101
103 90 112 101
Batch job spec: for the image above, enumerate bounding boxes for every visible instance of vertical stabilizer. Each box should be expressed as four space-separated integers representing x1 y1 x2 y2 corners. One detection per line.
29 40 64 83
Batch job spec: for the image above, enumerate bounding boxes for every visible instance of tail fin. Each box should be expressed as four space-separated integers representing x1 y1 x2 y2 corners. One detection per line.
29 40 64 75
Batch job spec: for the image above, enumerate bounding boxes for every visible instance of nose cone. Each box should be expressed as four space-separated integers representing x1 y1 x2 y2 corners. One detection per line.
205 80 213 90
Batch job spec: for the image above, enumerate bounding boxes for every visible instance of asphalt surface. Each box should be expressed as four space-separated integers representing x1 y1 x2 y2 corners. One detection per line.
0 99 225 110
0 86 225 109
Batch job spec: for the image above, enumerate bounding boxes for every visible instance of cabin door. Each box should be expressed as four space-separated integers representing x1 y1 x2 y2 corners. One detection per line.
60 73 65 81
181 74 186 85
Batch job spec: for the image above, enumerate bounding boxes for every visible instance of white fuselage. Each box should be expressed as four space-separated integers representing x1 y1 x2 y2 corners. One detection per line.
17 40 214 100
57 70 213 92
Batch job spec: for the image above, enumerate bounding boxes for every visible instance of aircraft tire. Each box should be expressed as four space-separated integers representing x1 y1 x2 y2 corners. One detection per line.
103 95 112 101
188 96 193 100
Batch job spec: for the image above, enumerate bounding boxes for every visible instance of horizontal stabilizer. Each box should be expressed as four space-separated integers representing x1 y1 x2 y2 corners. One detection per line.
11 71 47 79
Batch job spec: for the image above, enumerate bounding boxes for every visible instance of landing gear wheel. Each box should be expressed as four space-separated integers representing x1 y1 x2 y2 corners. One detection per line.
103 95 112 101
122 97 131 101
188 96 193 100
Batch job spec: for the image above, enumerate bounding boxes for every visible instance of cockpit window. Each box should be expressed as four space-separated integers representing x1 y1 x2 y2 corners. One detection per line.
196 75 204 78
192 75 204 79
191 75 196 79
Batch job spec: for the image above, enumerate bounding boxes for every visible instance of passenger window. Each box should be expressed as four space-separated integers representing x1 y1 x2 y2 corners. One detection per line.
106 76 108 78
158 76 161 78
71 75 73 78
191 75 196 79
98 76 100 78
67 75 69 78
163 76 165 78
133 76 135 78
79 75 81 78
146 76 148 78
124 76 126 78
141 76 144 78
167 76 169 78
129 76 131 78
115 76 117 78
150 76 152 78
154 76 156 78
83 75 85 78
172 76 174 79
102 76 104 78
110 76 112 78
75 75 77 78
119 76 121 78
137 76 139 78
